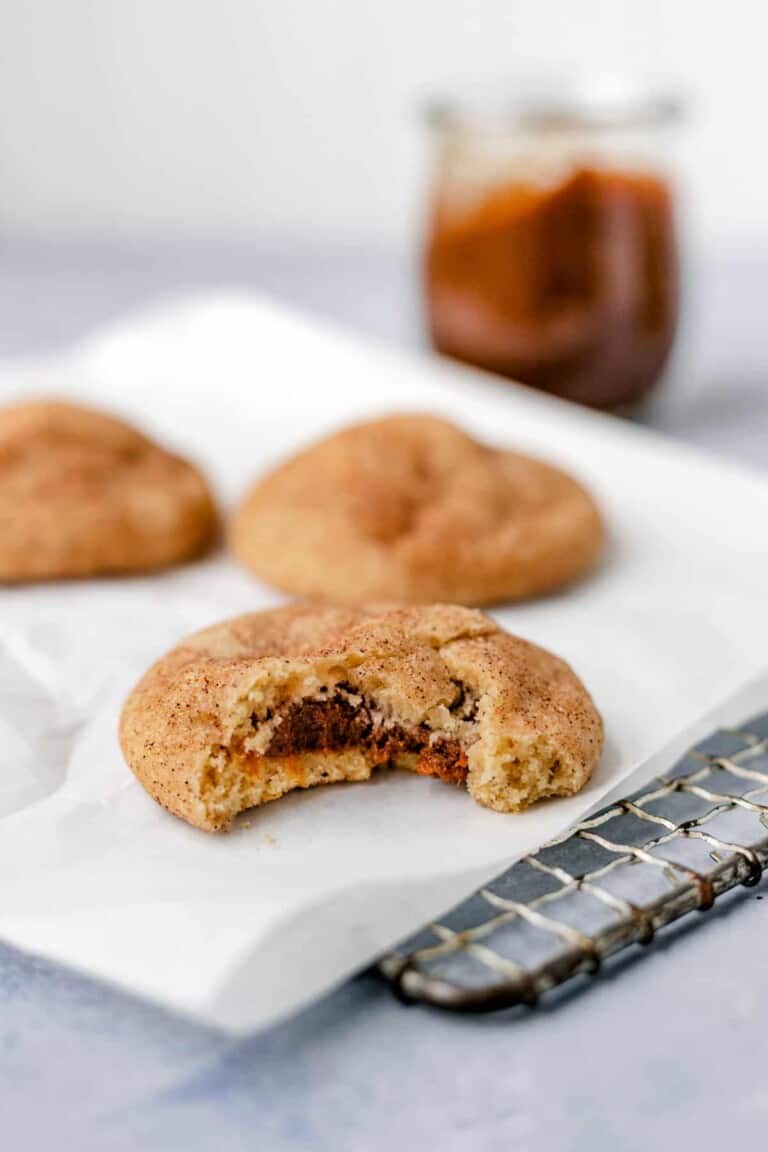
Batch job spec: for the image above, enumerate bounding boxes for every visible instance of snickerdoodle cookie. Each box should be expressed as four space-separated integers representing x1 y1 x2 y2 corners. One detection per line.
0 398 218 581
120 602 603 831
229 415 603 605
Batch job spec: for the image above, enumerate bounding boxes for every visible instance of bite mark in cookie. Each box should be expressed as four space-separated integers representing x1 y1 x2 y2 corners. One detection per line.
249 691 469 784
120 603 603 832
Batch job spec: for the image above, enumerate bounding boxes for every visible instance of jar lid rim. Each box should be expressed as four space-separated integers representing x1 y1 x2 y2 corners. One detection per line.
426 83 683 132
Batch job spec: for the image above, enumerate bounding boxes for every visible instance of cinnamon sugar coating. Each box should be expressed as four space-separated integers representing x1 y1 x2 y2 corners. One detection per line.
0 399 218 581
229 414 604 605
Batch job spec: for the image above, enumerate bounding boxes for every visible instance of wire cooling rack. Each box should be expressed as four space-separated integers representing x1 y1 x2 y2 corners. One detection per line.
379 711 768 1011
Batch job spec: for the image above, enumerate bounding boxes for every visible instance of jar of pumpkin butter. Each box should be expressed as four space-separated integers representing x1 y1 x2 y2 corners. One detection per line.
423 83 682 408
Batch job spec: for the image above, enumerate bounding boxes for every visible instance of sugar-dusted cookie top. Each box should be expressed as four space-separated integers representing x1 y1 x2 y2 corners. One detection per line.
229 414 604 605
0 398 218 581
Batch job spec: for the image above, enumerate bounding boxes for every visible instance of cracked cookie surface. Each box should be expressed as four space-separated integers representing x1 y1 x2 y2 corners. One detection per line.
120 602 603 831
229 414 604 605
0 398 218 581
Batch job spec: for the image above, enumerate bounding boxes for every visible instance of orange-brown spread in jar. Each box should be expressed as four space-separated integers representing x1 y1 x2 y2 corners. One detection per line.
425 166 678 407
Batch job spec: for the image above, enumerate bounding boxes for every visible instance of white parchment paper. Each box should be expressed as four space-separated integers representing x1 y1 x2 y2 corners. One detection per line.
0 295 767 1032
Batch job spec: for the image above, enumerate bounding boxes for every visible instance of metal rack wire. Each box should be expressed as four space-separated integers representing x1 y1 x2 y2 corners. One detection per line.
379 712 768 1011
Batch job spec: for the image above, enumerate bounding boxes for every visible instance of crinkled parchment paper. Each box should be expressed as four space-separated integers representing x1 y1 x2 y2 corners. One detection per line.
0 296 766 1031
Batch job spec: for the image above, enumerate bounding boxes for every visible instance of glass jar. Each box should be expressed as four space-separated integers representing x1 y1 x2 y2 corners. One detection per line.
423 85 681 407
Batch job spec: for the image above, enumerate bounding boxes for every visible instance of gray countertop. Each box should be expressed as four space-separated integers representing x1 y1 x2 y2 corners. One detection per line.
2 235 767 1151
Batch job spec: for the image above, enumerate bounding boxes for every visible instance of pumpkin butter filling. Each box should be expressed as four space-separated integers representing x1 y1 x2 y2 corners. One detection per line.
261 694 469 784
199 680 482 826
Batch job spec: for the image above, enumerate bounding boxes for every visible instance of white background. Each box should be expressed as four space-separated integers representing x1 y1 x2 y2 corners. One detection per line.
0 0 764 249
